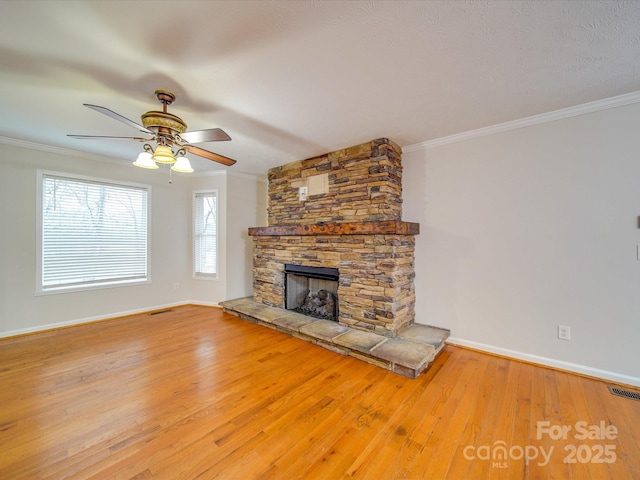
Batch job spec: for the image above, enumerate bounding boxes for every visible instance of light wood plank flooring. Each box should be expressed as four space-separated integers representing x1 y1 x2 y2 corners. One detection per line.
1 305 638 479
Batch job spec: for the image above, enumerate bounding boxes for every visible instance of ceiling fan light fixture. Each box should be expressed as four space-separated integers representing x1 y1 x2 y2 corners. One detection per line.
133 151 158 169
69 90 237 169
171 156 194 173
152 144 177 164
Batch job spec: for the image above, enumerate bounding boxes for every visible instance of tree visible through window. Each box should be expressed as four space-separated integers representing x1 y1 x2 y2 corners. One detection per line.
194 191 217 278
38 172 149 293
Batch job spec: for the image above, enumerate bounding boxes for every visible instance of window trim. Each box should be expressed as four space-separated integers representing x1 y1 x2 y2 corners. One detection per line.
35 170 152 295
193 189 219 281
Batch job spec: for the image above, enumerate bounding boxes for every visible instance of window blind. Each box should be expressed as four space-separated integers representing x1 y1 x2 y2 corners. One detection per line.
194 191 217 277
40 173 149 292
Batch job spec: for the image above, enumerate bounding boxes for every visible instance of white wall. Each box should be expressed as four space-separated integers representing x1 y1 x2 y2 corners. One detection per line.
403 102 640 386
0 142 264 336
225 173 267 300
187 171 266 304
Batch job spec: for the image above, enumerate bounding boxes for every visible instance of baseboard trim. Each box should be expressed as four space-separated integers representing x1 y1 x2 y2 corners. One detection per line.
447 337 640 388
191 301 223 308
0 302 191 340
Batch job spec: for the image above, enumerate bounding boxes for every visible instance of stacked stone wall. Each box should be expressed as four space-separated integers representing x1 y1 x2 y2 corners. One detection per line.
267 138 403 225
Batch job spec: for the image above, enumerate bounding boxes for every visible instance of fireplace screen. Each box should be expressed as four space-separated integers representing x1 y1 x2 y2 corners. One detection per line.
284 264 338 321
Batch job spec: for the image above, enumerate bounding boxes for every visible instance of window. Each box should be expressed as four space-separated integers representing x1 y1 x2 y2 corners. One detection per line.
37 171 149 294
193 190 218 279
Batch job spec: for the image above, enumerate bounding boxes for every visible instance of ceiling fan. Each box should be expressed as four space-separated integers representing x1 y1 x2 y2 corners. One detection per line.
68 89 236 171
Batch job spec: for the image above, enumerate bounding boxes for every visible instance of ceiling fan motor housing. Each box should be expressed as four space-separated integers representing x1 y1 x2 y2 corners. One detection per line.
141 111 187 136
141 90 187 140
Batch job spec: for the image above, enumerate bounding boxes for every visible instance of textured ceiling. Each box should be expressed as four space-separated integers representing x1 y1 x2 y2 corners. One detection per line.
1 0 640 175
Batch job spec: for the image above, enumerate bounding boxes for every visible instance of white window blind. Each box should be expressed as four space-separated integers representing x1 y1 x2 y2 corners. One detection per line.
194 191 217 278
39 173 149 292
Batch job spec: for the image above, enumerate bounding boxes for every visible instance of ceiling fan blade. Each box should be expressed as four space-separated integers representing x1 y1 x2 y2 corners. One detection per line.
68 135 153 141
179 128 231 144
84 104 154 135
183 145 236 166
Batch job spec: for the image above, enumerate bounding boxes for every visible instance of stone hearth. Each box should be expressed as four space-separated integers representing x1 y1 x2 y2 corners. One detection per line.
222 138 449 377
220 297 449 379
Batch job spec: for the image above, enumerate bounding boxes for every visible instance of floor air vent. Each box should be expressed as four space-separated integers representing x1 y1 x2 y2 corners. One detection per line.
608 386 640 402
149 309 173 316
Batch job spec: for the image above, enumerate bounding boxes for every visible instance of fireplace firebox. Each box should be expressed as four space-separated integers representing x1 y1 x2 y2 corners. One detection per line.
284 264 339 322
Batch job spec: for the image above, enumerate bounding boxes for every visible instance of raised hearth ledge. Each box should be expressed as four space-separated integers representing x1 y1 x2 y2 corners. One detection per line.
220 297 449 378
248 220 419 236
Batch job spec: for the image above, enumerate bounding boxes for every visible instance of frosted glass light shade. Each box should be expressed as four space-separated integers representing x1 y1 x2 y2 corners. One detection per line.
152 145 176 164
133 151 158 169
171 156 194 173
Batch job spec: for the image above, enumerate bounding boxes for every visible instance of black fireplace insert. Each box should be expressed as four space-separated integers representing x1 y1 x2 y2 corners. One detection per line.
284 264 339 321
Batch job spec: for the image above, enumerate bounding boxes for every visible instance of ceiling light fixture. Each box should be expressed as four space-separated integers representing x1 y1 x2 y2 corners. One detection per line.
151 144 177 164
70 90 236 171
133 143 194 175
171 155 194 173
133 144 158 169
133 149 159 169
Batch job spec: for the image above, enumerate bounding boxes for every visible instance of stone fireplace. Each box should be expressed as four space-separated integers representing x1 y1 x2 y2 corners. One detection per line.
248 138 418 338
222 138 449 378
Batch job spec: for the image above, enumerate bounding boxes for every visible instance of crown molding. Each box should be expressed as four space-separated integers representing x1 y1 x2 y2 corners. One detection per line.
229 170 268 183
0 135 124 165
403 90 640 153
192 170 227 177
194 169 267 182
0 136 267 180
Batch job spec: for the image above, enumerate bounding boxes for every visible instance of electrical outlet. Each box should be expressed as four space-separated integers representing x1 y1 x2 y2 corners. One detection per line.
558 325 571 341
173 283 180 292
299 186 308 201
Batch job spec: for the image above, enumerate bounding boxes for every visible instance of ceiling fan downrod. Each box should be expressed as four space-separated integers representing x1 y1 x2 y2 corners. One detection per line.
154 90 175 113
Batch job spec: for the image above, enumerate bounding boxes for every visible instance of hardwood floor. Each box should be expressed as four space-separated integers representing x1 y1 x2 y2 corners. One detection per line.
1 305 638 479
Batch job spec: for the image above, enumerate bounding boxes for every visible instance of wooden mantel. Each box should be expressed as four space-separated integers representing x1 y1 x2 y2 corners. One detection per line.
248 220 419 236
